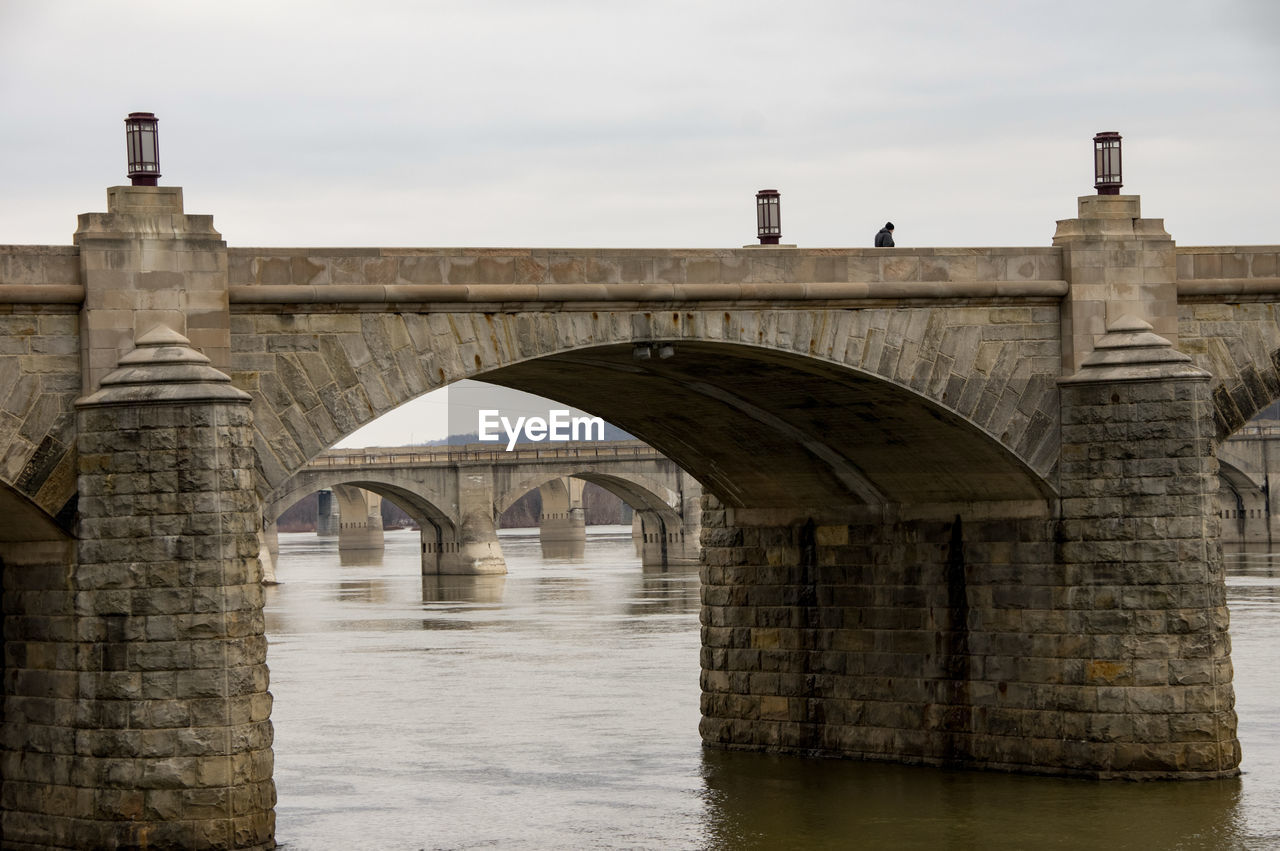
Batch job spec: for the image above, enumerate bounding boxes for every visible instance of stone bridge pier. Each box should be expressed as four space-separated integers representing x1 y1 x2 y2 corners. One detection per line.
633 468 702 566
699 321 1236 776
314 489 339 537
538 477 586 542
332 485 384 552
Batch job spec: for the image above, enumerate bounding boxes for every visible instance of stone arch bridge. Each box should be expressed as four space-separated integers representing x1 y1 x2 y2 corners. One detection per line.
266 440 702 574
2 182 1280 848
1216 424 1280 546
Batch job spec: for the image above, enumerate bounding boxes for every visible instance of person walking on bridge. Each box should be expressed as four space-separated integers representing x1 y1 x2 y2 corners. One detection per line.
875 222 895 247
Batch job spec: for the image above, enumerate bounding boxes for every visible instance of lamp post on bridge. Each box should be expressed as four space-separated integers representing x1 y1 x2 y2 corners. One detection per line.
1093 130 1122 195
125 111 161 186
755 189 781 244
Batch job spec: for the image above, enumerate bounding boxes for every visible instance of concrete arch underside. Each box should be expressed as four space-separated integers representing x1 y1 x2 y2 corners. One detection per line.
267 472 455 533
266 473 470 574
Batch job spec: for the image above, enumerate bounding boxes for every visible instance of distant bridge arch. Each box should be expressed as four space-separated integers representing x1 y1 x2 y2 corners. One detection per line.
266 442 702 572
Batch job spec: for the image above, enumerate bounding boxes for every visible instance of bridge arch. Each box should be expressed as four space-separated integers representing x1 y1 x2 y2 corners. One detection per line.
494 469 681 519
267 472 465 572
467 340 1058 510
245 326 1060 512
267 473 452 533
1217 458 1270 545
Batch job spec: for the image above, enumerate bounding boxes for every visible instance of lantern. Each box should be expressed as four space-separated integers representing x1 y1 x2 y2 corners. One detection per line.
125 112 161 186
1093 131 1122 195
756 189 781 245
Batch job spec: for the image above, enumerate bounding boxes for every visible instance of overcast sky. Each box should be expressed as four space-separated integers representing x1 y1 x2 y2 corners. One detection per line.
3 0 1277 444
3 0 1277 250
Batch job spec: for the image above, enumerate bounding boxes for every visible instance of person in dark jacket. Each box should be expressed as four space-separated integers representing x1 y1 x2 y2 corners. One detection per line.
875 222 895 247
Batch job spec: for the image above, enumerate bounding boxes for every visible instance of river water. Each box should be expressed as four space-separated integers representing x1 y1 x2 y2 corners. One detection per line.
265 528 1280 850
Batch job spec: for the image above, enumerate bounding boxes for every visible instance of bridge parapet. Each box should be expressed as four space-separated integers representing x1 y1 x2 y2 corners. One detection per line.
0 245 82 301
311 440 666 468
227 246 1066 294
1177 246 1280 299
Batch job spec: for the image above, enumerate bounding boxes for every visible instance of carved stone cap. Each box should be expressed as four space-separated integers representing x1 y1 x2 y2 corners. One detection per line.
1052 194 1172 244
1059 316 1211 385
76 325 251 407
106 185 185 215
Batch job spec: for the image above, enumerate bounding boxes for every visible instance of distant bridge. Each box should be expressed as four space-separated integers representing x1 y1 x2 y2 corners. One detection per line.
1218 424 1280 545
265 440 701 576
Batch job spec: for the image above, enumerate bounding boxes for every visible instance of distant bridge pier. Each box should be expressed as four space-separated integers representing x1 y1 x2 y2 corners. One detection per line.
454 465 507 574
316 488 340 537
631 469 702 567
539 477 587 542
1217 427 1280 546
333 484 385 552
633 509 699 567
259 519 279 583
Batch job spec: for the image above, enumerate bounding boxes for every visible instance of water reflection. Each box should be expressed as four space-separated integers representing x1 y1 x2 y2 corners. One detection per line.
333 578 388 603
421 573 507 604
541 538 585 560
530 574 592 603
624 563 701 616
700 749 1247 850
338 548 384 567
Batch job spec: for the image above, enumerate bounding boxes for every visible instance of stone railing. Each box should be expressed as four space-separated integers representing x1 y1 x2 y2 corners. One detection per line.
225 246 1069 305
0 245 83 304
1177 246 1280 299
9 243 1280 304
309 440 664 468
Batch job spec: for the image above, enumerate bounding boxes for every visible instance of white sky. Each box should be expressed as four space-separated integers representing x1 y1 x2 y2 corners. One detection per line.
3 0 1278 445
336 379 608 448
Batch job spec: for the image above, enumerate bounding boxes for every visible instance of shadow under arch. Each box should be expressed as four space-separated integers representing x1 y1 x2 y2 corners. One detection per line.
0 481 73 546
0 482 77 793
470 340 1057 510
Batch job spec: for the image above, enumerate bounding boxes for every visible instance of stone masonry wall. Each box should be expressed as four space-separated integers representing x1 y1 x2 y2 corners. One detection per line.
1178 301 1280 438
47 400 274 850
0 247 82 519
1 537 79 849
699 501 1071 773
1176 246 1280 436
1056 374 1238 777
228 246 1064 289
700 478 1238 777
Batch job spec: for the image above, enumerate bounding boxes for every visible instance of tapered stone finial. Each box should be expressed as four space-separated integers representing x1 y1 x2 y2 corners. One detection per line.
76 324 251 407
1060 316 1210 385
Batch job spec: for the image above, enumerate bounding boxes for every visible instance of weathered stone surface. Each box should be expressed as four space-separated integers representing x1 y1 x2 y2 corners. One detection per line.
4 191 1279 845
13 334 277 849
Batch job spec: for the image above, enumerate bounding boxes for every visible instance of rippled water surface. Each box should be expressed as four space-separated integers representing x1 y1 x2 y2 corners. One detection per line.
265 530 1280 850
